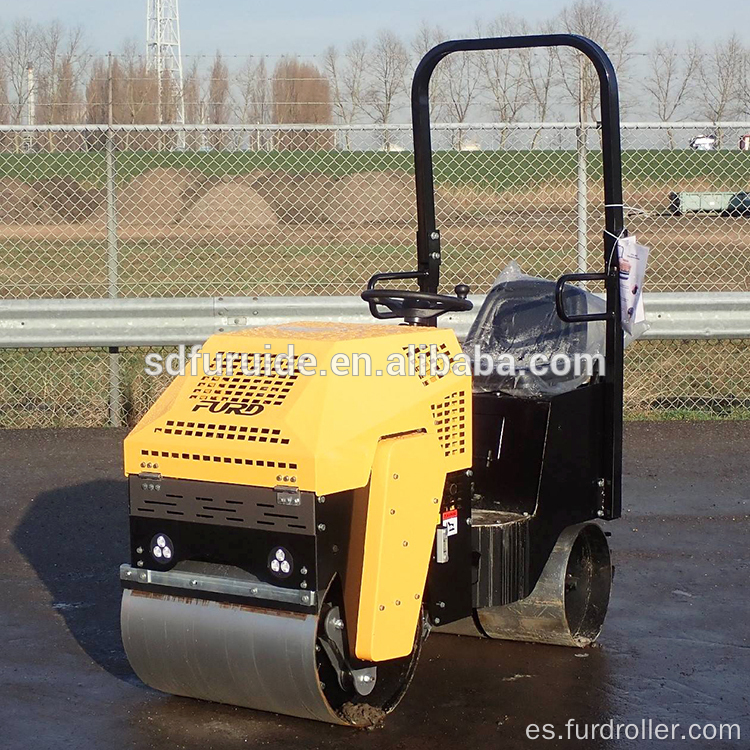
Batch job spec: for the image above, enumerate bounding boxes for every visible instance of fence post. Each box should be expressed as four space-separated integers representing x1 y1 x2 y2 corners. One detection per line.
105 51 122 427
576 54 588 276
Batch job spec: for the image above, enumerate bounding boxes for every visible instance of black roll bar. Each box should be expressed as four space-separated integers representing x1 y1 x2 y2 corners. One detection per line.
410 34 625 518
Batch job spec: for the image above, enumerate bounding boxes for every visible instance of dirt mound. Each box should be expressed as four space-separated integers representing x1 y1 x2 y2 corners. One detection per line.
251 171 334 223
183 176 279 229
325 171 416 225
106 167 211 227
324 170 465 225
0 178 58 225
33 176 103 222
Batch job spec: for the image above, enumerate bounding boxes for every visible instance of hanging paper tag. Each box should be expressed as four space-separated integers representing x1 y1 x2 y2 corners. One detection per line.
617 235 649 335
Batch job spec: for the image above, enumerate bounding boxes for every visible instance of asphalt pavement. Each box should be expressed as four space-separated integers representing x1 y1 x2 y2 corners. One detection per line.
0 422 748 749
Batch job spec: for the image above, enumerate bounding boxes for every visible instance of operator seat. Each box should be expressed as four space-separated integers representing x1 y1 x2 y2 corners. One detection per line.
464 277 606 397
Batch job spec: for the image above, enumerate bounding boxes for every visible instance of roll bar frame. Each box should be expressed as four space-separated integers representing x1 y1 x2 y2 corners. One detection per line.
410 34 625 518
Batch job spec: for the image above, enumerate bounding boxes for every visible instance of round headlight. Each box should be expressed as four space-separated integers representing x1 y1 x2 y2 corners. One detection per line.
268 546 293 578
150 533 174 564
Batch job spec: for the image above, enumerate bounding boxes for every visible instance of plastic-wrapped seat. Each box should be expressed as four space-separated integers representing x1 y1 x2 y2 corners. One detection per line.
464 272 605 398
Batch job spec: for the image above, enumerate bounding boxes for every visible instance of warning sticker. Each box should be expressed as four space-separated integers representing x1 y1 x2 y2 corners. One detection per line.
442 508 458 537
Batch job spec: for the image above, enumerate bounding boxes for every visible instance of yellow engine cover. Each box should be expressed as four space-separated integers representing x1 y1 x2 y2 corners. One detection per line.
125 322 472 497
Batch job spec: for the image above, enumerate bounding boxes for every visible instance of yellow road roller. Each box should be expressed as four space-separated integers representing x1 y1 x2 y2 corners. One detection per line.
120 34 627 726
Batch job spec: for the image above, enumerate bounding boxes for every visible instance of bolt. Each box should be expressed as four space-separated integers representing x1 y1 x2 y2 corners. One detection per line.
155 484 161 491
136 560 144 567
139 572 147 581
523 512 529 517
317 523 326 532
153 464 159 470
284 475 290 482
191 579 199 586
136 547 144 554
358 674 373 683
430 231 440 240
433 498 439 504
430 252 440 260
597 509 605 517
332 545 340 553
332 618 345 630
392 473 399 480
414 594 421 600
466 517 472 526
317 496 326 504
140 463 146 469
141 482 148 490
598 478 606 487
466 469 473 477
277 475 283 481
301 594 310 604
125 570 133 578
390 509 396 515
395 600 401 606
315 644 321 652
300 581 308 589
438 601 446 608
402 541 409 547
250 587 259 595
434 617 441 625
300 566 308 575
290 476 297 483
379 605 385 611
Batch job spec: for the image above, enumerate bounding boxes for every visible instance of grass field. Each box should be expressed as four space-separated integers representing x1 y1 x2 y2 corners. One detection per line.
1 146 748 426
0 148 749 191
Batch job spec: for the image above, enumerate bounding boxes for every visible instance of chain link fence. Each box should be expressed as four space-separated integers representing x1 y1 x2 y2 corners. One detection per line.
1 121 749 426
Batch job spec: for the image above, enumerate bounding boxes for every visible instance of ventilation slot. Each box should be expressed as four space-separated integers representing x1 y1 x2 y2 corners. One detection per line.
140 449 298 472
188 351 300 408
402 342 455 387
431 390 467 457
154 421 290 445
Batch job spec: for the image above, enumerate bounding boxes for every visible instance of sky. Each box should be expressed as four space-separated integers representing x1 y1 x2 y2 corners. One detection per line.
0 0 744 60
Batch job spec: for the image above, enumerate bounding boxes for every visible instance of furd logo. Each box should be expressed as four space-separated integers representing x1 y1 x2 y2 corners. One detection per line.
191 400 265 417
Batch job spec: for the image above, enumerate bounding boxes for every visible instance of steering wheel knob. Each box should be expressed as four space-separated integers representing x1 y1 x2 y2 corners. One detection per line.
454 284 470 300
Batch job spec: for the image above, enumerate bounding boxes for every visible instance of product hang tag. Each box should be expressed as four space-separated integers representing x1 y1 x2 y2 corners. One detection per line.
617 235 649 335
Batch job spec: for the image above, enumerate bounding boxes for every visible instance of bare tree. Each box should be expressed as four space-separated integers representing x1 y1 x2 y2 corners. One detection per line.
208 51 231 124
412 22 447 120
413 22 481 144
323 39 367 129
644 40 701 122
236 57 271 125
363 29 410 146
182 58 202 124
696 35 744 124
476 16 530 143
272 57 332 124
522 19 560 130
36 22 90 125
2 19 42 124
272 57 332 148
739 46 750 120
556 0 635 120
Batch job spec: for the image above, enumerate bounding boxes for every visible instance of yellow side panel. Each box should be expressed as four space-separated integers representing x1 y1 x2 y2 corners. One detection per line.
354 432 445 662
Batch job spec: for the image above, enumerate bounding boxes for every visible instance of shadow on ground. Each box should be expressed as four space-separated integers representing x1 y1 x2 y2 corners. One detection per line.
11 478 134 680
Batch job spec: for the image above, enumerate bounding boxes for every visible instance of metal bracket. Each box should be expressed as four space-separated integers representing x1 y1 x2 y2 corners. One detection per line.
275 486 301 506
120 563 316 606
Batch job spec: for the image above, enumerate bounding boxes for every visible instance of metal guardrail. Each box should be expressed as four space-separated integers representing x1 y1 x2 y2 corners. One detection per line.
2 292 748 349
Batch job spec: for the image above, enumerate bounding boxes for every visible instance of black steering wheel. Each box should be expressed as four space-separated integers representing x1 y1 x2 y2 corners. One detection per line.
361 284 473 323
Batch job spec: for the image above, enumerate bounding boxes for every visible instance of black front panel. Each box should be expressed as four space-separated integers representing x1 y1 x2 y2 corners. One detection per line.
130 476 315 534
130 516 317 591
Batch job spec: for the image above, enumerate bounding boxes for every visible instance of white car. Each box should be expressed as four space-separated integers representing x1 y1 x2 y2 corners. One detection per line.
690 134 717 151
